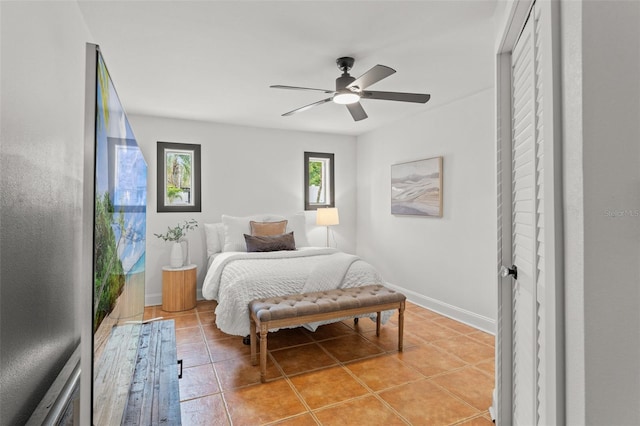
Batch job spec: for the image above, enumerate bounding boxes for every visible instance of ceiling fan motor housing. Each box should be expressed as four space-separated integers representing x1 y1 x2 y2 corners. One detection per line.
336 74 356 91
335 57 356 91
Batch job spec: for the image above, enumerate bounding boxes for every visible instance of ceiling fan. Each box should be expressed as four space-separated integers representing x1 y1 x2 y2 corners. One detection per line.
270 57 431 122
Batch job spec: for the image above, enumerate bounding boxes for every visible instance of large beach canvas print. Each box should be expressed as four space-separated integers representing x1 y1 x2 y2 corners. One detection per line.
93 52 147 339
92 49 147 424
391 156 443 217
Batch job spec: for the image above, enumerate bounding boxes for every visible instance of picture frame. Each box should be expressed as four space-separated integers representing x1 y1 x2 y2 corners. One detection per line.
391 156 443 217
157 141 201 212
304 151 335 211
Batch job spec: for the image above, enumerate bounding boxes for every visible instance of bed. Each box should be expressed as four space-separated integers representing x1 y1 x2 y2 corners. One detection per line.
201 213 390 336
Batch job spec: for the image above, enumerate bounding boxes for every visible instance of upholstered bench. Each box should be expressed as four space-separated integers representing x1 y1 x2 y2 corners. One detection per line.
248 284 406 382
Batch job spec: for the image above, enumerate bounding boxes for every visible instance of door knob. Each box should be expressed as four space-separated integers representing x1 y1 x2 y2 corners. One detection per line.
500 265 518 280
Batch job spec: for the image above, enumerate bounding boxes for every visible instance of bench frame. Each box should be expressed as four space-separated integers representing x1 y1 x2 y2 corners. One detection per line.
249 299 405 383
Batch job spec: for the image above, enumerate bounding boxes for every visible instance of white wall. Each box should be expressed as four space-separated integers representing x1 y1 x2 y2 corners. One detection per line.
356 89 497 332
562 1 640 424
128 115 357 305
0 2 92 424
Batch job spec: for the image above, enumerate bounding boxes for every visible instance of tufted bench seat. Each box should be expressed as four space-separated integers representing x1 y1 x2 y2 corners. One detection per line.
249 284 406 382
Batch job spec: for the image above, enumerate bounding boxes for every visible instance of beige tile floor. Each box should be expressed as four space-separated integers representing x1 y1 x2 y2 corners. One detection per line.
144 300 495 426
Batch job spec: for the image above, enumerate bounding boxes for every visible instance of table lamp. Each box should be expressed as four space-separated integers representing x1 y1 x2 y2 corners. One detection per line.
316 207 339 247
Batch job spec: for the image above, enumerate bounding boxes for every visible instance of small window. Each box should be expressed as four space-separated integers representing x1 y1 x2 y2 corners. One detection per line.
304 152 334 210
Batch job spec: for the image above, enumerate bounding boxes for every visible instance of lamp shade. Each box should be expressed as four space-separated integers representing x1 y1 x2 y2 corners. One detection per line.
316 207 339 226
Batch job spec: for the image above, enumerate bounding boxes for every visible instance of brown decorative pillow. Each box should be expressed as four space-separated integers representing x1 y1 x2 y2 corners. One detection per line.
244 232 296 252
250 220 288 236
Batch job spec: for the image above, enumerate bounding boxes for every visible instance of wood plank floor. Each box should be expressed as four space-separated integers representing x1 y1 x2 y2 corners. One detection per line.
144 300 495 426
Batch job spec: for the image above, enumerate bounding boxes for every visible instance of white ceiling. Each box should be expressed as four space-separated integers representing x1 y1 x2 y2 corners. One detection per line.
78 1 498 136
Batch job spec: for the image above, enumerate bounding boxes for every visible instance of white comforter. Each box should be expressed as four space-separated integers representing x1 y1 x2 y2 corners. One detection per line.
201 247 386 336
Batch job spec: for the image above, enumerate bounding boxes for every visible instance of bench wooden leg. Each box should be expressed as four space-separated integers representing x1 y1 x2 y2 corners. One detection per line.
250 315 258 366
259 323 268 383
398 301 405 352
376 312 381 336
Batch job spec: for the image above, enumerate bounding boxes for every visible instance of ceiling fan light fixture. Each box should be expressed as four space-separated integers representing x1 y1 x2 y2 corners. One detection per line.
333 92 360 105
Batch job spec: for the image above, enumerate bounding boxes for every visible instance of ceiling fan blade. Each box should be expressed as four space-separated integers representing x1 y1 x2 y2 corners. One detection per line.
362 91 431 103
271 85 335 94
347 65 396 90
346 102 368 121
282 98 333 116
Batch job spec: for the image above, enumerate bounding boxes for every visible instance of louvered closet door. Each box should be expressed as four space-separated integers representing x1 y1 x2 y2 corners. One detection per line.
510 7 543 425
497 1 561 424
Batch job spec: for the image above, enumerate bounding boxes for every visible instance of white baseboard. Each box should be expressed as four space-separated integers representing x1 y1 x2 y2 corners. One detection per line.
145 292 162 307
145 289 205 307
384 282 496 335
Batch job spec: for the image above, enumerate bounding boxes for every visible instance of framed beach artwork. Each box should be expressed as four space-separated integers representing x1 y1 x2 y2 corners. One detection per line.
157 141 201 212
391 156 443 217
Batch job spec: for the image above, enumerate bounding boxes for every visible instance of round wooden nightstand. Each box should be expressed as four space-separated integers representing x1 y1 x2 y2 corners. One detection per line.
161 264 197 312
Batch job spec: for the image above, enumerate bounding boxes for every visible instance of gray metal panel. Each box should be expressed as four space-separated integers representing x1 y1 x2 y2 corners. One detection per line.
0 3 88 423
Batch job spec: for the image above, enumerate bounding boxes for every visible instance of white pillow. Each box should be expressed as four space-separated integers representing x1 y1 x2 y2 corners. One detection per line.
204 223 225 257
285 212 309 247
222 214 285 252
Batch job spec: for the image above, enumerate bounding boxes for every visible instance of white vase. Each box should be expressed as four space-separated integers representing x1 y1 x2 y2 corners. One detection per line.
181 239 190 265
170 241 183 268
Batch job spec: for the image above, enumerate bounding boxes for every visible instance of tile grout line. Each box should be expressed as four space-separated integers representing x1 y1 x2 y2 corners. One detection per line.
297 322 413 424
269 326 397 425
197 308 235 426
449 412 495 425
470 363 496 380
177 306 233 425
408 332 492 367
388 341 493 385
427 377 489 420
169 300 495 426
339 360 413 425
269 316 490 425
358 323 494 424
271 340 339 377
267 350 322 425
